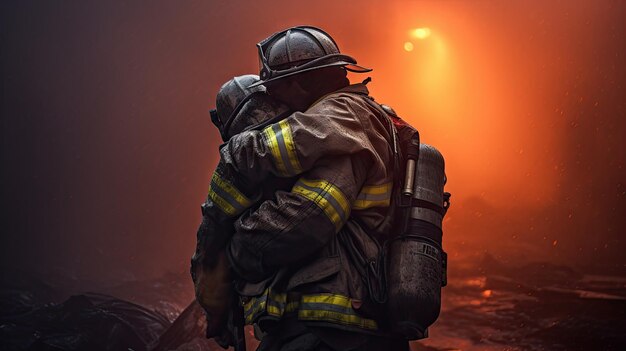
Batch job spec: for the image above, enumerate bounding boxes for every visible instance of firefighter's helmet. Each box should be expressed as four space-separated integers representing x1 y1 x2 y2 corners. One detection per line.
249 26 371 87
212 75 289 141
214 75 262 129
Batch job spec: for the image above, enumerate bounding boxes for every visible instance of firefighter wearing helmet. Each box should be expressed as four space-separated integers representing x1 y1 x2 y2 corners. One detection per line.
196 26 436 350
192 74 294 344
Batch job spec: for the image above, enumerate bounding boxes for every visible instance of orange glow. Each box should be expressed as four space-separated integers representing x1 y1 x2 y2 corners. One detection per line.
481 290 493 298
338 1 626 272
411 27 432 39
462 277 487 288
358 2 574 212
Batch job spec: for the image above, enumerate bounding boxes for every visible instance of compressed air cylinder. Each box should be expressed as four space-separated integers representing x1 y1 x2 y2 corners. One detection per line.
386 143 447 340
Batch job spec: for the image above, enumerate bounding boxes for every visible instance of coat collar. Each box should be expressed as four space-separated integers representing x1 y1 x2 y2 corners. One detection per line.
308 82 371 108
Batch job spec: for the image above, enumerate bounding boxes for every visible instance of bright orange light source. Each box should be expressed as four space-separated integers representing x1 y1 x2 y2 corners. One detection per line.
412 27 431 39
404 41 414 52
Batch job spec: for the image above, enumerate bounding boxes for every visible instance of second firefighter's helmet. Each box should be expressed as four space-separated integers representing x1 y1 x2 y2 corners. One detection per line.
212 74 289 141
249 26 371 87
215 75 261 127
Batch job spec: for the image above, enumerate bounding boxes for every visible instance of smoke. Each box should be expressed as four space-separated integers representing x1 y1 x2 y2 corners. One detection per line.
2 0 624 283
360 1 626 272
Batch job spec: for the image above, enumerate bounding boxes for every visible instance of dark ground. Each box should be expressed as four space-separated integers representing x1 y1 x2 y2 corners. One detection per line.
2 253 624 351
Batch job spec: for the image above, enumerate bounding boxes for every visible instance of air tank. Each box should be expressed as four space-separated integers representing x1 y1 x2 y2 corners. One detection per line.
386 143 449 340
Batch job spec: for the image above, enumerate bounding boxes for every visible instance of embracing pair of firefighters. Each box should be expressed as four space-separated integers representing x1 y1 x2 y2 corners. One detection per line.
191 26 451 351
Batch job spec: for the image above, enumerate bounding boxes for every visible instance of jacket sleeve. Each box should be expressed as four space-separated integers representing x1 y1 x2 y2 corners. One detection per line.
190 197 234 326
227 155 368 282
191 164 259 325
218 96 377 196
191 199 234 277
191 157 264 282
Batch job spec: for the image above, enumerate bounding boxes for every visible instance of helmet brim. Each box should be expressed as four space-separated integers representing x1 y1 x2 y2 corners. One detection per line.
248 61 372 88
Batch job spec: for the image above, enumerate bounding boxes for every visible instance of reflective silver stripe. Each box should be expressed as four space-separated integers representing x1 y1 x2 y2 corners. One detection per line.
297 294 378 330
243 294 267 322
353 182 392 210
292 178 350 230
243 289 286 324
270 123 297 176
277 120 302 174
262 120 302 176
262 124 288 175
244 290 378 330
295 180 348 223
299 301 355 315
208 173 252 216
297 308 378 329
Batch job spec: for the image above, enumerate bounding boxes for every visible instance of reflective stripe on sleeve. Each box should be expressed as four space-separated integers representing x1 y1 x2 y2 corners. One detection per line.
243 293 268 324
243 288 286 324
352 182 392 210
262 120 303 176
292 178 350 231
208 172 252 216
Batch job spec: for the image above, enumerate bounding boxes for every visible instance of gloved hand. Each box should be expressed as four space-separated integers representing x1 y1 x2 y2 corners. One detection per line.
192 250 233 338
214 301 246 350
190 197 239 338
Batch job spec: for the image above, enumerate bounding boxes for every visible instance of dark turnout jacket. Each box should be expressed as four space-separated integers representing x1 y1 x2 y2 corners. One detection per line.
204 83 396 334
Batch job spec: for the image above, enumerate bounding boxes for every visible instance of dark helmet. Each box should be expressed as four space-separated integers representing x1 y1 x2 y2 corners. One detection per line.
215 75 262 127
249 26 371 87
211 75 289 140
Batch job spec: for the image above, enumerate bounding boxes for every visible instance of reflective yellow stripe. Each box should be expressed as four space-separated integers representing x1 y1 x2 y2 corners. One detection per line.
353 182 392 210
208 187 237 216
360 183 392 195
298 309 378 330
262 120 302 176
293 186 341 226
243 295 267 324
211 173 252 208
243 289 286 324
278 120 303 174
298 294 378 330
267 291 286 317
353 198 391 210
299 179 350 215
292 178 350 231
244 290 378 330
262 126 289 175
301 293 351 305
266 304 282 316
208 173 252 216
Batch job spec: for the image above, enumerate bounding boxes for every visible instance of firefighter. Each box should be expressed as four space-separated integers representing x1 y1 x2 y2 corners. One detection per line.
191 74 293 343
207 26 408 350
